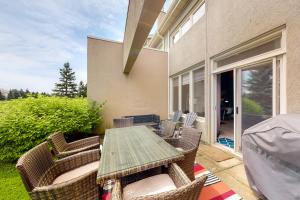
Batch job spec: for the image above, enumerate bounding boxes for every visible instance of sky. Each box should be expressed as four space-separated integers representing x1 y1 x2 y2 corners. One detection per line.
0 0 172 93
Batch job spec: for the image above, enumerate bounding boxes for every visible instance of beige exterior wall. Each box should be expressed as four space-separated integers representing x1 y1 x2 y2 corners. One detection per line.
169 17 206 75
206 0 300 113
87 37 168 130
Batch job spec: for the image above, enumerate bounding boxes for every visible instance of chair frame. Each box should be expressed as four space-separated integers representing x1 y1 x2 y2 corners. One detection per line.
111 163 207 200
48 132 99 158
165 128 202 180
16 142 100 200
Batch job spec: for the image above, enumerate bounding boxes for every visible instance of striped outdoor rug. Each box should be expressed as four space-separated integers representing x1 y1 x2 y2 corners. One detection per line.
101 163 242 200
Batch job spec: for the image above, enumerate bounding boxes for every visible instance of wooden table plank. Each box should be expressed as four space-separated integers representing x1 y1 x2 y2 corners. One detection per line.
97 126 183 184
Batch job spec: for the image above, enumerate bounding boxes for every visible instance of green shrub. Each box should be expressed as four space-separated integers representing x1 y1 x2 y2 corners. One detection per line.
0 96 103 162
242 97 263 115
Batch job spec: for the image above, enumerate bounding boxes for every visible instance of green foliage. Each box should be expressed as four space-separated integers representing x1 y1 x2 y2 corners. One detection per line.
242 97 263 115
0 91 5 101
0 162 29 200
77 81 87 97
53 62 78 97
0 96 103 162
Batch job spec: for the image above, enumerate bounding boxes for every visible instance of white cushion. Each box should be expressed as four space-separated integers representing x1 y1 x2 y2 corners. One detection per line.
52 161 99 184
176 147 184 151
123 174 177 200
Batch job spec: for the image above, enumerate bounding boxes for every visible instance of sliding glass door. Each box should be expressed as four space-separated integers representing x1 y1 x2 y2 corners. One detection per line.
235 59 281 152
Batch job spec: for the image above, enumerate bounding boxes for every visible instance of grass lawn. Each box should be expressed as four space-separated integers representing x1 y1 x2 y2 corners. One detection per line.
0 162 29 200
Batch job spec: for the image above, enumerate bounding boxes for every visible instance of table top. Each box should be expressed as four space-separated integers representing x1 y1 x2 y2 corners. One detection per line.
97 126 184 184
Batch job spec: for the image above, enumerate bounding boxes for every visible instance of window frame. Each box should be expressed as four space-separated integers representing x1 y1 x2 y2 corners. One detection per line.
171 1 206 45
170 65 205 118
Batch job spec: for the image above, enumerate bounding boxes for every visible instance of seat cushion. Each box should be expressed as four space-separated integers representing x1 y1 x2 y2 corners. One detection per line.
52 161 99 185
176 147 184 151
123 174 177 200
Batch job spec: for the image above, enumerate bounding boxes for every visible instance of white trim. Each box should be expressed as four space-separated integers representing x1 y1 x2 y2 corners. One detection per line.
280 54 287 114
272 57 277 117
169 78 173 113
210 27 287 154
178 75 182 111
189 71 194 112
212 48 286 74
233 69 238 152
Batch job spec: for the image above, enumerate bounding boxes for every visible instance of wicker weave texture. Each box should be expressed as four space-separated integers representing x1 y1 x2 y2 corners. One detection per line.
48 132 99 158
16 142 100 200
165 128 202 180
111 163 207 200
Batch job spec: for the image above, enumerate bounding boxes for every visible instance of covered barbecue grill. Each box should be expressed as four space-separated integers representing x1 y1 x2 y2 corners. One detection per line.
242 114 300 200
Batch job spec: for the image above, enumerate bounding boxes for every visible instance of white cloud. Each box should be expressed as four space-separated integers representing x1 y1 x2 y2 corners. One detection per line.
0 0 128 92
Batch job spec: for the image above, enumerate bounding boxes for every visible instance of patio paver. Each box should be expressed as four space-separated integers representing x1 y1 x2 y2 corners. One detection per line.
196 143 260 200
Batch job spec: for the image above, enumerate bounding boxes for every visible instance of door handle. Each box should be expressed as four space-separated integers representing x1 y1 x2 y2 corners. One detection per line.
236 107 239 114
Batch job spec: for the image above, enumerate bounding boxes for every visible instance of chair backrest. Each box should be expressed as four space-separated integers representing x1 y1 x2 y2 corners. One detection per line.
172 111 182 122
47 132 68 155
113 117 134 128
181 127 202 148
184 112 198 127
161 121 176 137
16 142 54 192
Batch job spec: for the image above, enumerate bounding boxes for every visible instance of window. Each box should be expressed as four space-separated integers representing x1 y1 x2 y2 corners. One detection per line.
173 31 180 44
193 3 205 23
172 2 205 44
181 73 190 114
172 78 179 111
193 68 205 117
217 37 281 67
171 66 205 116
181 19 192 35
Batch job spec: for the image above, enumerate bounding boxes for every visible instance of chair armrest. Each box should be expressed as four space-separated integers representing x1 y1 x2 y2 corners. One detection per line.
168 163 191 187
164 138 179 146
67 136 99 150
54 149 100 173
31 168 98 199
111 179 122 200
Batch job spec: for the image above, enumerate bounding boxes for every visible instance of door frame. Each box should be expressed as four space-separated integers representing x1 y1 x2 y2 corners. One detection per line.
210 52 286 154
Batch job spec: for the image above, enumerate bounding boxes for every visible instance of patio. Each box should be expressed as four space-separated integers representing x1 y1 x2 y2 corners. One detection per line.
196 144 260 200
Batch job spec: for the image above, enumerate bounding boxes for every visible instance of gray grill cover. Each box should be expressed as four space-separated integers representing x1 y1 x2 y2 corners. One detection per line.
242 114 300 200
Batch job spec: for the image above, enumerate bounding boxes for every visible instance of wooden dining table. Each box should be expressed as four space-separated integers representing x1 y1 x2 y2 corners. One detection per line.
96 125 184 185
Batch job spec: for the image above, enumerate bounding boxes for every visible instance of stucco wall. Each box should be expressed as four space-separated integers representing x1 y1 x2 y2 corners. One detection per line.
87 37 168 129
169 12 206 75
206 0 300 113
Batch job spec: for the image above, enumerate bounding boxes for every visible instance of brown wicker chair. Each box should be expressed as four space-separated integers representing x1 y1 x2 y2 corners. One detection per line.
165 128 202 180
16 142 100 200
111 163 207 200
113 117 134 128
155 120 176 138
48 132 99 158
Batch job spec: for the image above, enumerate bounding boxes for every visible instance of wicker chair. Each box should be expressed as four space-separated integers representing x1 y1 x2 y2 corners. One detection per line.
16 142 100 200
155 120 176 138
113 117 134 128
111 163 207 200
165 128 202 180
48 132 99 159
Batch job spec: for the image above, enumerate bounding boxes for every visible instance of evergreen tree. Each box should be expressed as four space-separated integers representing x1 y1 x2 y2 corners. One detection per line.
77 81 87 97
53 62 77 98
7 89 21 100
0 91 5 101
244 66 273 115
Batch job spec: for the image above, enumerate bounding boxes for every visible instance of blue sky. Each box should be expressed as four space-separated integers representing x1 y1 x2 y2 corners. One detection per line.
0 0 172 93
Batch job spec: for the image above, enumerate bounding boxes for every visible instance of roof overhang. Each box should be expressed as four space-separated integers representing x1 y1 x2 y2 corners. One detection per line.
149 0 191 48
123 0 165 73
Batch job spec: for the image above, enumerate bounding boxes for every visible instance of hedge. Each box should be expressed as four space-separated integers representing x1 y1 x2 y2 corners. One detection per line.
0 96 103 162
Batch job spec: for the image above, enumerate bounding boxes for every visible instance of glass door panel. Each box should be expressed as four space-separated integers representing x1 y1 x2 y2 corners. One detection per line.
236 61 274 152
